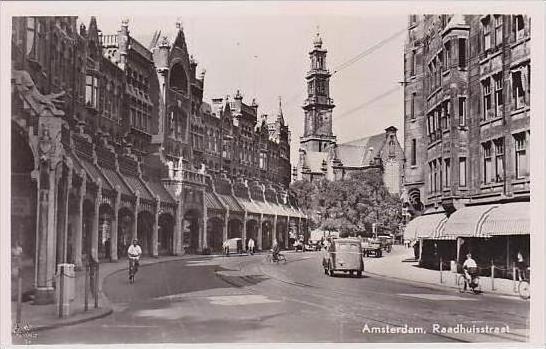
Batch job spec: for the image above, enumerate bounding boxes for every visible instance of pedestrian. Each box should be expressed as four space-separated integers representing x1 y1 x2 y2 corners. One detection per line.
516 251 527 281
248 237 255 255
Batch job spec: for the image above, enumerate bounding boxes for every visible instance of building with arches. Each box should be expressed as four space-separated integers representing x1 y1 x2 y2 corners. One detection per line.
11 16 306 305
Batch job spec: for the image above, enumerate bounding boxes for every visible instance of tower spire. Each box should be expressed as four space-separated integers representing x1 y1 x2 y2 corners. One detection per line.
277 96 284 124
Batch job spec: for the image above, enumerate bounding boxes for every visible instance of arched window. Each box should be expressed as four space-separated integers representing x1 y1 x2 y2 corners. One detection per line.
169 63 188 94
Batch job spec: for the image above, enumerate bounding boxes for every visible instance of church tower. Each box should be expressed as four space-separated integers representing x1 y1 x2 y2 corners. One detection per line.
300 31 336 153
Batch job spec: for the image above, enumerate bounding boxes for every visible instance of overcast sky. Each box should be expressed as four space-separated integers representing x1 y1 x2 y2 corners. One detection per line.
76 3 407 166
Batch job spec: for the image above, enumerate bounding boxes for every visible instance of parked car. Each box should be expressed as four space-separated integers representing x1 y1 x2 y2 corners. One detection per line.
376 234 394 252
322 238 364 277
361 237 382 258
223 238 243 255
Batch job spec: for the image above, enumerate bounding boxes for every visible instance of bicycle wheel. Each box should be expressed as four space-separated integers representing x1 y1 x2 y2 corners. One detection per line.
519 280 530 299
472 277 481 294
457 275 466 293
278 255 287 264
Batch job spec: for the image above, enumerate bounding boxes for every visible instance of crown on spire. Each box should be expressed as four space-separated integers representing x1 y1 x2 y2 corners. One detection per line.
313 27 323 48
121 18 129 27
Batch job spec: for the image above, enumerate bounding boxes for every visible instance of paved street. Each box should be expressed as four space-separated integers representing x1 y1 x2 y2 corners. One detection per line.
31 252 529 344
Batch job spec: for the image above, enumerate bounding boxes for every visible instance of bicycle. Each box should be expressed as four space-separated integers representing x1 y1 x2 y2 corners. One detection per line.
265 251 286 264
518 267 530 300
458 273 481 294
128 258 138 284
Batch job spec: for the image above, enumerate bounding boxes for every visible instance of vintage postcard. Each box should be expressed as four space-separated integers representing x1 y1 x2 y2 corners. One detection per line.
1 1 544 347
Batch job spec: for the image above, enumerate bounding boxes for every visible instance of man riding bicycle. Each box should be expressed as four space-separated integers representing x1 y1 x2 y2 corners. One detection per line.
462 253 478 290
271 238 280 262
128 239 142 276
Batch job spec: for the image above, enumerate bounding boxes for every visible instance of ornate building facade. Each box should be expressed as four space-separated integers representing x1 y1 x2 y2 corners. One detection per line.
402 15 530 272
295 33 405 195
11 16 305 305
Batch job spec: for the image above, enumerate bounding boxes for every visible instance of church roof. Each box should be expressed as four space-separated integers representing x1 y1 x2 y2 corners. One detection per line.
334 133 386 167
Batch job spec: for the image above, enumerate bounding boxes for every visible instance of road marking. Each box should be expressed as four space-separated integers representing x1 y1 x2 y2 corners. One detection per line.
206 295 280 305
398 293 478 301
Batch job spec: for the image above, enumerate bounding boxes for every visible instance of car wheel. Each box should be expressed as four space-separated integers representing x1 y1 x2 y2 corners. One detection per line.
356 271 362 278
328 262 334 277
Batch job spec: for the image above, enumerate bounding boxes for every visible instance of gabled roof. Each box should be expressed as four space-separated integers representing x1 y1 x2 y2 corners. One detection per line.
335 133 386 167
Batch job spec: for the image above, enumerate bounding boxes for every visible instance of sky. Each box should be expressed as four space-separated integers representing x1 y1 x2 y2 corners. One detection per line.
76 4 407 167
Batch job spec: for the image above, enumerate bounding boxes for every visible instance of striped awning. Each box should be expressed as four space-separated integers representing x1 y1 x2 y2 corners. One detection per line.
238 198 261 215
146 180 176 204
78 157 114 191
123 174 154 201
481 202 529 236
403 213 447 241
216 194 244 213
101 167 133 197
442 204 498 238
205 191 225 211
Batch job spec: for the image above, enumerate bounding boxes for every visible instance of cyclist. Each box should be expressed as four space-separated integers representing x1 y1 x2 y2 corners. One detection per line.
516 251 527 281
462 253 478 290
272 238 280 262
128 239 142 277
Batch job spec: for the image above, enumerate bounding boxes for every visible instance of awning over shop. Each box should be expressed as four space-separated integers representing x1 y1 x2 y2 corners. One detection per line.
442 204 498 238
205 191 225 211
403 213 447 241
481 202 529 236
238 198 261 215
123 174 154 201
146 180 176 204
78 156 114 192
101 167 133 197
216 193 244 213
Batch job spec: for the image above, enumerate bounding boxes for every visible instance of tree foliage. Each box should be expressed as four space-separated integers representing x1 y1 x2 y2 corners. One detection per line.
290 169 402 235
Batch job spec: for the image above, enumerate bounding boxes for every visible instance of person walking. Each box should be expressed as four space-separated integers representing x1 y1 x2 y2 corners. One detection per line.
248 237 255 255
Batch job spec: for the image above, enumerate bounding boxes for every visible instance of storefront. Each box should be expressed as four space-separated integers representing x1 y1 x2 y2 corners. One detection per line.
403 212 447 263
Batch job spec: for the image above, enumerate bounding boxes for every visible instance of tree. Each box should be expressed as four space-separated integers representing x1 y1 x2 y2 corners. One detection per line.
290 169 402 236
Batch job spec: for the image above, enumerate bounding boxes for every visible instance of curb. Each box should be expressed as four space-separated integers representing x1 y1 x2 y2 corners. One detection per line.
30 308 113 332
364 269 522 299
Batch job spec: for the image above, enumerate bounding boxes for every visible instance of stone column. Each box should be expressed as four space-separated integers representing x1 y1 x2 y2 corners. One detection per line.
90 186 101 262
202 192 208 249
285 217 290 249
242 211 248 249
73 173 86 269
273 215 278 247
34 166 57 304
132 197 139 241
110 189 121 262
60 165 72 263
223 209 229 242
174 202 183 255
152 199 159 257
257 214 263 250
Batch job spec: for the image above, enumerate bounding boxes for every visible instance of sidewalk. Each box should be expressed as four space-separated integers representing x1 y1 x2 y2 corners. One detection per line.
10 252 225 338
364 245 523 298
